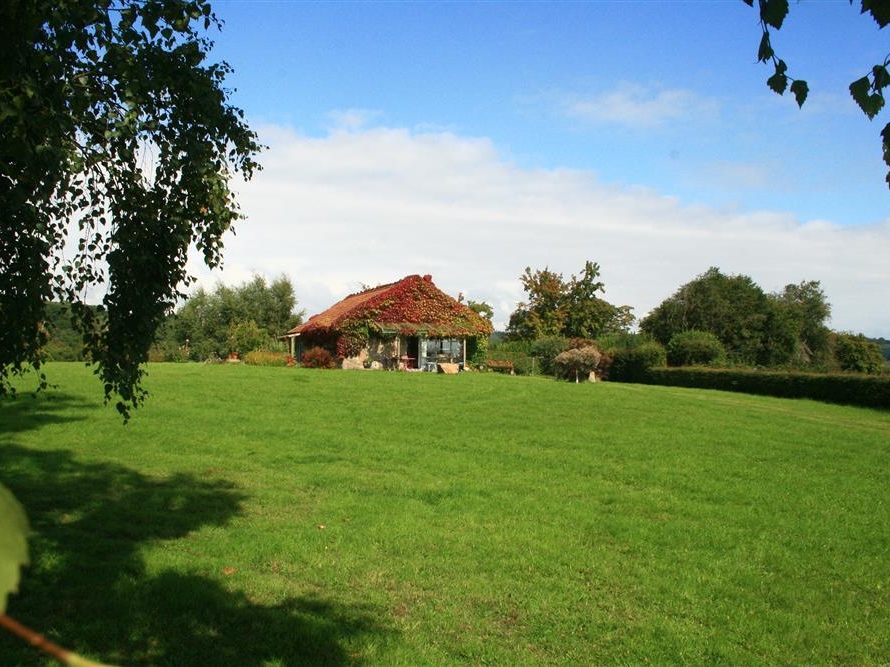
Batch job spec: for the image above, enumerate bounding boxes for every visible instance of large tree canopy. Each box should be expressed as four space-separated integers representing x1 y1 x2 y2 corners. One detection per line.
0 0 261 417
745 0 890 188
507 261 634 341
640 268 833 366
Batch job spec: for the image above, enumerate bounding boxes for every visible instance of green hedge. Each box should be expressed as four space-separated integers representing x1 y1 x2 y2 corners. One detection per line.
642 367 890 410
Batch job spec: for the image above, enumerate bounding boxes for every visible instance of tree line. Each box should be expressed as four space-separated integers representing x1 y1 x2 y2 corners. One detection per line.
42 275 304 363
500 262 887 375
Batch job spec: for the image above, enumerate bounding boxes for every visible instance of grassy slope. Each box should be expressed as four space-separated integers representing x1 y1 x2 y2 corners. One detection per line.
2 363 889 665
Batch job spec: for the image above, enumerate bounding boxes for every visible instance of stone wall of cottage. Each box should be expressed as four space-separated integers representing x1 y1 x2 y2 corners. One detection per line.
340 335 398 370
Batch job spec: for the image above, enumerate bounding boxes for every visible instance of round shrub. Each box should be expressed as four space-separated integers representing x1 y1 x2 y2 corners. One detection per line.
666 330 726 367
554 346 602 381
301 346 336 369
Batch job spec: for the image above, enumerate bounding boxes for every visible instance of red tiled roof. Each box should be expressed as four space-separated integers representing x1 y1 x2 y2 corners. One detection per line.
287 274 491 337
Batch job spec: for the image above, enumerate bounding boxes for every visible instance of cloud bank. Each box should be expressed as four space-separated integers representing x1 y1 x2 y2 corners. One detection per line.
191 123 890 336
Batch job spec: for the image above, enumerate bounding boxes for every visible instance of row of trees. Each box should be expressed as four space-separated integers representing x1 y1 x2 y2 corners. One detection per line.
502 263 886 375
640 267 832 367
40 275 304 363
157 275 303 360
640 267 885 373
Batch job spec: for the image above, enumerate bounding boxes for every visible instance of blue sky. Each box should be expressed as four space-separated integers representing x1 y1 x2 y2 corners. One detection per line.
190 1 890 335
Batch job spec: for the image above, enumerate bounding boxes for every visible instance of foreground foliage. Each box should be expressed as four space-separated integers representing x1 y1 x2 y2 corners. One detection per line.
0 0 261 417
744 0 890 189
2 364 889 664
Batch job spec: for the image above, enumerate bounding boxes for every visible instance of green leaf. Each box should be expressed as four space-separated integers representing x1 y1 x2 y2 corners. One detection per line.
880 121 890 166
0 485 29 613
868 92 886 118
767 71 788 95
790 79 809 107
872 65 890 91
850 76 879 117
860 0 890 28
850 76 870 101
757 31 774 63
760 0 790 29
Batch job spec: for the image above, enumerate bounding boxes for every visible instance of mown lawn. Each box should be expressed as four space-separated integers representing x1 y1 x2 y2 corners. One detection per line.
2 363 889 665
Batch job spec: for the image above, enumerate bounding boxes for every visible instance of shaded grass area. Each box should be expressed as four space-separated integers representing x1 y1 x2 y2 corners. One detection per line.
2 363 890 665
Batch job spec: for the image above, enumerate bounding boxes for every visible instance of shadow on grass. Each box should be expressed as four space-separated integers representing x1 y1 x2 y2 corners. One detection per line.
1 445 389 664
0 391 91 434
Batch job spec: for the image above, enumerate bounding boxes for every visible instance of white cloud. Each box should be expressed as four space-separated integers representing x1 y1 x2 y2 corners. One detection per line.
324 108 384 132
189 123 890 336
559 83 720 129
704 161 775 190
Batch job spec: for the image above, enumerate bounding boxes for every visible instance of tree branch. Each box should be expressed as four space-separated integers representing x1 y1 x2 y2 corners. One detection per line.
0 613 114 666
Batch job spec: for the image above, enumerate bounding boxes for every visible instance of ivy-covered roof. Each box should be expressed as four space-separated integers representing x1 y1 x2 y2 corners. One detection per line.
288 275 492 338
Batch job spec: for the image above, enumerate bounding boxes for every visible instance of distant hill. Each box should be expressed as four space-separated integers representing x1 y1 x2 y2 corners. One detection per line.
42 302 97 361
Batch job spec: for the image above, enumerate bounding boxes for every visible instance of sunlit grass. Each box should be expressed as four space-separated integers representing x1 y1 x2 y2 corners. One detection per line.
2 363 889 665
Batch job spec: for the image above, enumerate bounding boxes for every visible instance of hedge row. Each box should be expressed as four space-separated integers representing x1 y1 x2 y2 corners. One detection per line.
641 367 890 410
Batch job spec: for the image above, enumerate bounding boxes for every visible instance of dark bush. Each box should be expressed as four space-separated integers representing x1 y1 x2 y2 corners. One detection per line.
666 330 726 367
531 336 570 376
301 347 336 369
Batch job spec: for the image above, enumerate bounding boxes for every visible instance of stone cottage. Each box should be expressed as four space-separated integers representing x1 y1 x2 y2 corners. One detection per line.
284 274 492 370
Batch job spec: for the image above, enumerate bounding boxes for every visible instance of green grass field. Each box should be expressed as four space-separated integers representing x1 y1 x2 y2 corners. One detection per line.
2 363 889 665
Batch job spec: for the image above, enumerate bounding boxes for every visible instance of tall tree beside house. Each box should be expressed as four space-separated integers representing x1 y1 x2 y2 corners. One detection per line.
467 300 494 322
506 261 634 341
507 267 567 340
0 0 261 416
